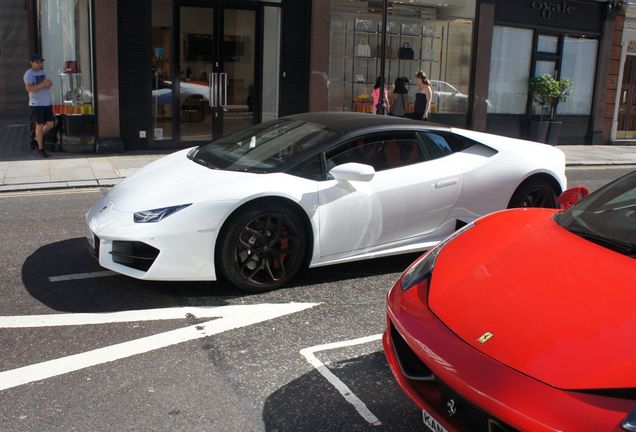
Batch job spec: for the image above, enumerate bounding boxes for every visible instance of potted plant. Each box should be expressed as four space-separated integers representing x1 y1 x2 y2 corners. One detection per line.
528 74 573 144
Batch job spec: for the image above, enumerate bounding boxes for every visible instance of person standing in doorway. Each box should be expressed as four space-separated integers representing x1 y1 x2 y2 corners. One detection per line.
24 53 54 158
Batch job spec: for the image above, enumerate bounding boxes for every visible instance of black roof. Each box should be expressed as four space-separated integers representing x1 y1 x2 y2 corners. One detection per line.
286 112 449 134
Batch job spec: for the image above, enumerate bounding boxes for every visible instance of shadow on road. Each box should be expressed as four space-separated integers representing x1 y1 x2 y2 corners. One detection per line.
20 238 238 313
21 238 422 313
262 352 421 432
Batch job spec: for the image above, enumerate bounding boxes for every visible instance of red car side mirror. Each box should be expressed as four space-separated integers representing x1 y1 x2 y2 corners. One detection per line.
557 186 590 210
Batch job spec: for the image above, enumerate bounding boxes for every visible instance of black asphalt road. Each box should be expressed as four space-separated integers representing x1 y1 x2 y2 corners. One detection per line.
0 166 632 432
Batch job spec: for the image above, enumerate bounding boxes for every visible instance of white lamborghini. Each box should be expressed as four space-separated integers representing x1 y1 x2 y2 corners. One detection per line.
85 112 566 292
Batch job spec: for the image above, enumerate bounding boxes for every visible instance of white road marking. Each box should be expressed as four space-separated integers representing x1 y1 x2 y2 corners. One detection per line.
300 334 383 427
0 304 309 328
0 302 317 391
49 271 117 282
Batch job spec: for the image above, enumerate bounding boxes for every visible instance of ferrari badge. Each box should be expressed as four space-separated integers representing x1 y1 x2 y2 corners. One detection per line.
477 332 494 344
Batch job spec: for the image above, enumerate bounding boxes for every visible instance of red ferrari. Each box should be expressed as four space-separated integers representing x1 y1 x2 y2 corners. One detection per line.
384 170 636 432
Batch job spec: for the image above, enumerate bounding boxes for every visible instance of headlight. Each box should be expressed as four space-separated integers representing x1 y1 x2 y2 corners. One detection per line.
401 222 475 291
133 204 192 223
622 407 636 431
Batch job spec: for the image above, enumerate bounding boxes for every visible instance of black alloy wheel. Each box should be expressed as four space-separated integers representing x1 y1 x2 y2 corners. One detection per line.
508 179 559 209
219 204 306 292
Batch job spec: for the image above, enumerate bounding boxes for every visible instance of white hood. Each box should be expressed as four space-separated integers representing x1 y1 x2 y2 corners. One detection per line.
108 149 261 212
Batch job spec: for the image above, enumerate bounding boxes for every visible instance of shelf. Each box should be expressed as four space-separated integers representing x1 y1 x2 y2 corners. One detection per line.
349 56 439 62
348 17 443 113
353 31 440 39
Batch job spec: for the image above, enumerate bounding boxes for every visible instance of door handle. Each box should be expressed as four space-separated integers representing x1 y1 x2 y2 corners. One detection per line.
623 90 628 104
435 178 458 189
210 73 219 107
220 73 228 107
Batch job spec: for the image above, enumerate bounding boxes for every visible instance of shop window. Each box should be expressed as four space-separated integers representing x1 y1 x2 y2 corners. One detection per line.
488 26 533 114
151 0 173 142
39 0 93 114
537 35 558 54
328 0 476 116
558 37 598 115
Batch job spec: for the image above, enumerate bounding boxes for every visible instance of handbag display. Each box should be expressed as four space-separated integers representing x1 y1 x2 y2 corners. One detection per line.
421 47 434 61
375 45 392 59
401 23 419 36
355 19 373 32
378 20 396 34
356 43 371 57
398 42 414 60
422 24 437 37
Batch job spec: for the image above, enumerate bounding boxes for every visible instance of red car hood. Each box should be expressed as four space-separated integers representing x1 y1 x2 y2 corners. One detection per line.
429 208 636 390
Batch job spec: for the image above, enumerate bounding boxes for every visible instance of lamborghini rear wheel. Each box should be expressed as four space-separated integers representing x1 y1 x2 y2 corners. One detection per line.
508 178 559 209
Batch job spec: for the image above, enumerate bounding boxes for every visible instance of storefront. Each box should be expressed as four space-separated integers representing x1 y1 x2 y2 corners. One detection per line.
314 0 620 144
29 0 310 151
325 0 477 127
479 0 621 144
147 1 281 148
28 0 622 150
118 0 310 150
37 0 96 152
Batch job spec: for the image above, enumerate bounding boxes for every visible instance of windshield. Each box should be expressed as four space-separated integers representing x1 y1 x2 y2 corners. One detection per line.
555 171 636 256
188 119 336 173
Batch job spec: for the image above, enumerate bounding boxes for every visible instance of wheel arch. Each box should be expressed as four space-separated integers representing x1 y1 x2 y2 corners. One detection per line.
508 172 563 208
214 196 315 274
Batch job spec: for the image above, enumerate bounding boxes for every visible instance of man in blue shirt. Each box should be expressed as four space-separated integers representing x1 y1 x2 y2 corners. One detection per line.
23 53 54 158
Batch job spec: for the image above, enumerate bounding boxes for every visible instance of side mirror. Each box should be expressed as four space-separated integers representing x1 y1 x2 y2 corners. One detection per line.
329 163 375 182
557 186 590 210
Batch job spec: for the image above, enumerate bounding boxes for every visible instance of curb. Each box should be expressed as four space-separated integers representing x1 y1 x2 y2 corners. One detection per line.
565 161 636 167
1 162 635 194
0 178 120 193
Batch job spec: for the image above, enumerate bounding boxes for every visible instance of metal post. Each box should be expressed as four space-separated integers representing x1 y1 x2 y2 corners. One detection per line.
376 0 389 115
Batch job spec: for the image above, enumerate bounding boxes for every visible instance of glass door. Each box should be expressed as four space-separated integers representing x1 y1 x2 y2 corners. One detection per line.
179 5 215 143
221 9 257 136
617 55 636 139
177 4 257 144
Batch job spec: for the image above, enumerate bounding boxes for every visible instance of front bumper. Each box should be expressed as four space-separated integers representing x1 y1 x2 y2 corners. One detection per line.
383 281 631 432
85 193 238 281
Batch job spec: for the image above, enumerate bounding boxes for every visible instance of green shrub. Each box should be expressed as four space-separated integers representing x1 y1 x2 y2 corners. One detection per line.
529 74 573 121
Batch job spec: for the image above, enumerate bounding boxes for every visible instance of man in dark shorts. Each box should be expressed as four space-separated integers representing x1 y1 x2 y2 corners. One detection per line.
23 53 54 158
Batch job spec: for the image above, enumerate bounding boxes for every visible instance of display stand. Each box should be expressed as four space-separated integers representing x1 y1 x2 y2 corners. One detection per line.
345 18 444 113
52 72 96 152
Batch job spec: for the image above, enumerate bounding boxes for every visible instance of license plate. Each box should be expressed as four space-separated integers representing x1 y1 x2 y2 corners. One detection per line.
422 408 449 432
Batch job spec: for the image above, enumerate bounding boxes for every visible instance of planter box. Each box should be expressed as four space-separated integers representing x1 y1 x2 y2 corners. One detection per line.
546 121 562 145
528 120 550 143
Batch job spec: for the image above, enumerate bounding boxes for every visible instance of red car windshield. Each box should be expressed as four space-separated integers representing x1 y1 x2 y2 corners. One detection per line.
556 171 636 256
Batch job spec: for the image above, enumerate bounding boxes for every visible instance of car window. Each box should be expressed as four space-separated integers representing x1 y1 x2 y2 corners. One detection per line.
190 118 336 173
417 132 453 160
287 154 324 181
417 131 475 160
326 132 425 173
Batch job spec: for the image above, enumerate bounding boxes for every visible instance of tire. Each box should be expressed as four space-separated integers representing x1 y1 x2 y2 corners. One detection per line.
218 203 306 292
508 178 559 209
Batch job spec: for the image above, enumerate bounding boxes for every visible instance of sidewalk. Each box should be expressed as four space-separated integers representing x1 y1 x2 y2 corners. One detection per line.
1 144 635 193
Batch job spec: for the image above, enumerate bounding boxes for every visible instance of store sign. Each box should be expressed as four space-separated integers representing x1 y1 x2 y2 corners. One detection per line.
495 0 603 33
531 1 576 21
